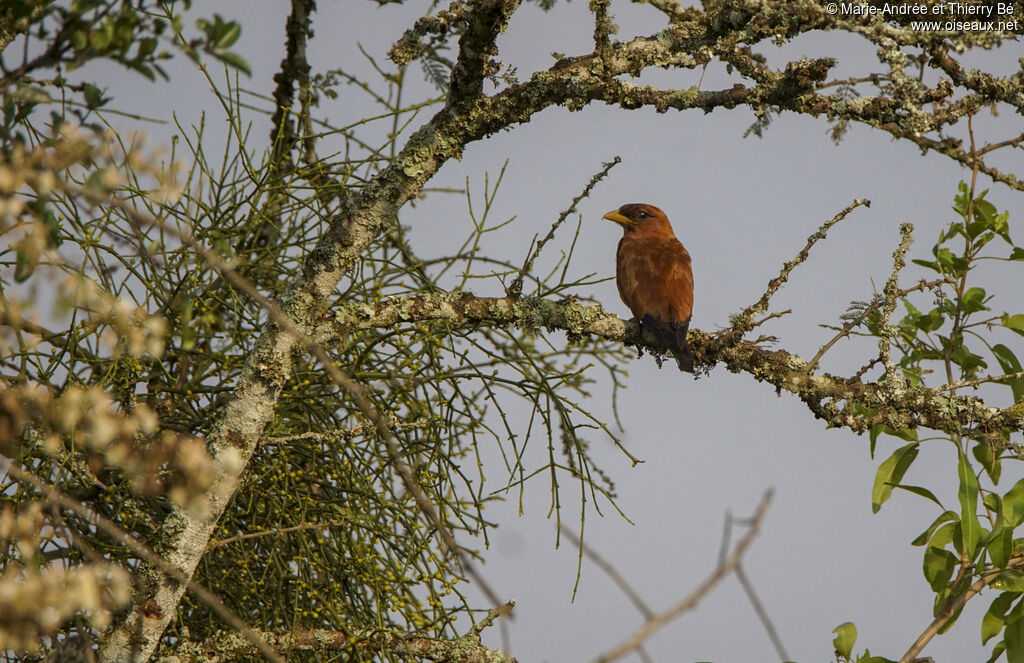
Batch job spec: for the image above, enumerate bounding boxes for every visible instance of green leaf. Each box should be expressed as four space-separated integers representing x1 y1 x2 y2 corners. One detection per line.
988 641 1007 663
912 511 958 546
934 247 969 276
1003 316 1024 331
90 26 111 51
1007 602 1024 663
83 83 106 109
833 621 857 659
941 221 965 242
966 220 987 239
1010 247 1024 261
958 449 981 557
14 250 35 282
212 49 251 75
12 84 52 104
994 570 1024 593
975 441 1002 485
71 28 88 51
953 181 970 217
137 37 157 58
949 343 988 375
989 526 1013 568
975 199 998 227
992 344 1024 405
216 21 241 48
916 308 944 333
893 484 944 509
962 287 989 314
933 583 952 617
983 593 1018 645
872 443 918 513
1003 479 1024 527
868 425 917 460
986 492 1004 517
932 522 956 549
923 545 957 591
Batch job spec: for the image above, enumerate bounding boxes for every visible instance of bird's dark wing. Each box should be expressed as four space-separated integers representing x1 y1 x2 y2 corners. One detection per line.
641 313 694 373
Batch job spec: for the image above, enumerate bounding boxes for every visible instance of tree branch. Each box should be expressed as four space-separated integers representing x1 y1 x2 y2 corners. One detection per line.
898 555 1024 663
592 490 773 663
167 624 516 663
316 290 1024 438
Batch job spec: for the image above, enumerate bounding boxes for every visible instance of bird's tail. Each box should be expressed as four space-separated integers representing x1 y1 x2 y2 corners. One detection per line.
641 314 695 373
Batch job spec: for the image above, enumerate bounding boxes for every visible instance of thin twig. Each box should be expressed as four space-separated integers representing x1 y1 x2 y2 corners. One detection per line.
560 525 654 619
0 303 102 363
209 521 347 549
472 600 516 635
734 563 790 662
806 277 952 373
263 417 436 443
732 199 870 334
748 309 791 331
592 490 773 663
937 369 1024 393
878 224 915 378
976 130 1024 157
506 156 620 298
717 509 789 661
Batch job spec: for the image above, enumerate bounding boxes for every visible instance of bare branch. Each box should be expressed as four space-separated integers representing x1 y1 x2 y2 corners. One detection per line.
315 290 1024 438
734 564 789 662
592 490 773 663
559 525 654 620
731 199 870 335
938 370 1024 393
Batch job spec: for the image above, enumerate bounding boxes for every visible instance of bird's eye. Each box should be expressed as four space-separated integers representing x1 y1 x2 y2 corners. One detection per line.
636 210 649 219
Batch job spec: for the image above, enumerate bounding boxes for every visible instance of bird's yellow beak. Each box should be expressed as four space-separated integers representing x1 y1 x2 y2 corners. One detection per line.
602 210 631 226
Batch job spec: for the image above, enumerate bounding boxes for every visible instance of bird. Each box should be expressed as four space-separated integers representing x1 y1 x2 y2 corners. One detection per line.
603 203 695 373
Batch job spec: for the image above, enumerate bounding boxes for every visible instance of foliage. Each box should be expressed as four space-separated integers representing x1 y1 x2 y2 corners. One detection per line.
1 0 249 144
839 181 1024 662
1 2 627 657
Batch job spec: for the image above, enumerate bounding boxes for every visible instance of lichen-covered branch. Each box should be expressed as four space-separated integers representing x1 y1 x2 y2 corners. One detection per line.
166 626 516 663
447 0 519 108
269 0 316 158
876 223 916 378
315 290 1024 439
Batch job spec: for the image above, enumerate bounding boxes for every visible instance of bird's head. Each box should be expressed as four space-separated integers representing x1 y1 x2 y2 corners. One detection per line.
602 203 674 236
